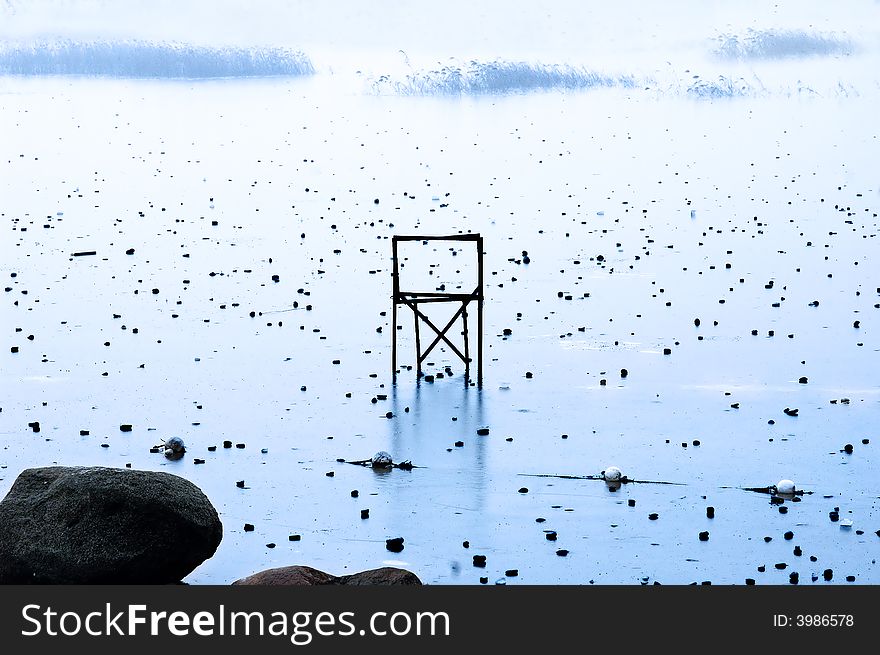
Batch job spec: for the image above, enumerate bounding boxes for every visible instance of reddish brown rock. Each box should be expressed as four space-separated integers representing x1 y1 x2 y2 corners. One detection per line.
232 565 422 586
232 565 334 586
336 567 422 586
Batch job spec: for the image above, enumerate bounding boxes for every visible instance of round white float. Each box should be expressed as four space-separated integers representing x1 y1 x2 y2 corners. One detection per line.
602 466 623 482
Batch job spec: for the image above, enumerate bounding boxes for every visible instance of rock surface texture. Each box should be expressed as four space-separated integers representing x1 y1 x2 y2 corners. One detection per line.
233 565 422 586
0 466 223 584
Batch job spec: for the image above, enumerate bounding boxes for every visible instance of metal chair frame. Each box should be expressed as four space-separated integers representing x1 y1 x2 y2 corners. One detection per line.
391 234 483 387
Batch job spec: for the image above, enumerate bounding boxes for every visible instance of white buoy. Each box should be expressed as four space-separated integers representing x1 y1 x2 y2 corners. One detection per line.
775 479 796 495
602 466 623 482
371 451 393 468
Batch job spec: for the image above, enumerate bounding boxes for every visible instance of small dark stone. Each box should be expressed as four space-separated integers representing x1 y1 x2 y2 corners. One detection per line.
350 490 359 498
793 546 802 556
325 471 334 477
757 566 766 572
648 513 659 520
775 563 787 570
706 506 715 518
473 555 487 568
783 531 794 540
556 549 569 557
266 543 276 549
545 531 557 541
476 428 490 436
663 348 672 355
745 578 755 585
620 368 628 378
385 537 404 553
823 569 833 581
462 540 469 548
119 424 133 432
193 459 205 465
454 441 464 447
480 577 488 584
798 377 808 384
829 511 839 522
525 371 533 379
243 523 255 532
779 506 788 514
505 569 518 577
764 536 773 542
789 572 799 584
628 499 636 507
289 534 301 541
223 440 232 448
360 509 370 519
518 487 528 493
236 480 245 488
843 443 854 454
698 531 709 541
846 575 856 582
783 407 798 416
235 443 245 449
28 421 40 433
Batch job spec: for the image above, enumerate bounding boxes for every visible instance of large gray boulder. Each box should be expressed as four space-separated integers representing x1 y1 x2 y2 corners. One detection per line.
232 565 422 586
0 466 223 584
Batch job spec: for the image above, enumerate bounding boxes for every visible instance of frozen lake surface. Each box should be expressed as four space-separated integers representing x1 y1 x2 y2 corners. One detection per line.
1 0 878 585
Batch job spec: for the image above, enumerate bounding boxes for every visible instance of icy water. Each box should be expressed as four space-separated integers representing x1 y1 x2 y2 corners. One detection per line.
2 1 879 585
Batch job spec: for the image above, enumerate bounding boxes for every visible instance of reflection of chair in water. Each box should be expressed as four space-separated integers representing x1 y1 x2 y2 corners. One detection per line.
391 234 483 387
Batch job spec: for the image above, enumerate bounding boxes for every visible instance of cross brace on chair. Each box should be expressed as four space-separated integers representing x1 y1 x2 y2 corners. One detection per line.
391 234 483 387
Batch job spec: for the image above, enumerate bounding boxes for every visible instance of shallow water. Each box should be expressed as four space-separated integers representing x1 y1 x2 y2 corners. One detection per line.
2 1 879 585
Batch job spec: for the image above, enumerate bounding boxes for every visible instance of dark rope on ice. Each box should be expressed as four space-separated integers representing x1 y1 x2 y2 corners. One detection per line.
731 486 810 496
518 473 685 486
344 459 421 470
